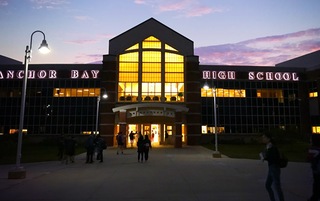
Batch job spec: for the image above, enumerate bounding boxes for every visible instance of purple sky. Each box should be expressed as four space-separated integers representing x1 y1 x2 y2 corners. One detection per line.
0 0 320 66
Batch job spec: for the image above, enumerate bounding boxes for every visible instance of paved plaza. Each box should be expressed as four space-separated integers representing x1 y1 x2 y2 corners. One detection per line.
0 146 313 201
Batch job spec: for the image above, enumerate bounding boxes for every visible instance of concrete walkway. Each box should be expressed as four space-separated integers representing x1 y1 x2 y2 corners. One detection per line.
0 146 313 201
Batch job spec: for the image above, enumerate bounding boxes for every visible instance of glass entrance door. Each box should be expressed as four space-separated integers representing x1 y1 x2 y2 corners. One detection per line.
142 124 160 146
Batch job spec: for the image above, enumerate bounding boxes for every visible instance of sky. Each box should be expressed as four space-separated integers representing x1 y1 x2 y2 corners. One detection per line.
0 0 320 66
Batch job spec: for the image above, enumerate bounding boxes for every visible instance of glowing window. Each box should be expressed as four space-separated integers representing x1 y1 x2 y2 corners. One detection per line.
125 43 139 51
165 73 184 82
165 44 178 52
119 52 139 62
165 52 183 62
309 92 318 97
54 88 101 97
312 126 320 134
142 51 161 62
201 88 246 98
142 63 161 72
142 73 161 82
142 36 161 49
165 63 183 72
257 89 284 103
119 73 138 82
119 63 138 72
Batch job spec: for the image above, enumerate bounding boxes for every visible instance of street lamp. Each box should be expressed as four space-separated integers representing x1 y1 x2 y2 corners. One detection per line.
8 30 50 179
95 89 108 135
203 82 221 158
212 86 221 157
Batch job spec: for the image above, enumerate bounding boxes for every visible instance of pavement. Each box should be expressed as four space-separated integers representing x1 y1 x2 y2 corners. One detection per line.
0 146 313 201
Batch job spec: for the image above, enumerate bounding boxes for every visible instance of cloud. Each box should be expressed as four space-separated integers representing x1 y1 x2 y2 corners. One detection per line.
30 0 69 9
74 53 102 64
74 15 92 21
0 0 8 6
64 33 114 45
134 0 220 17
195 28 320 66
65 39 99 45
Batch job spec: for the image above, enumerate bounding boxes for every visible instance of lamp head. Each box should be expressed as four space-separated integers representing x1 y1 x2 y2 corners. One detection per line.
203 82 209 90
38 39 50 54
102 93 108 99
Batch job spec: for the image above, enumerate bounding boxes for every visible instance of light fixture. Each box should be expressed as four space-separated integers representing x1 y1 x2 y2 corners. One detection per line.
38 39 50 54
203 83 221 158
212 86 220 157
8 30 50 179
203 81 209 90
95 88 108 135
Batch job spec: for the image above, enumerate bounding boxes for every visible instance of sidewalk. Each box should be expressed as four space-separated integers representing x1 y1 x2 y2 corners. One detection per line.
0 146 313 201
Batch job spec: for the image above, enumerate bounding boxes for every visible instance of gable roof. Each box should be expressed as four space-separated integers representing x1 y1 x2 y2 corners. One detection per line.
109 18 194 56
275 50 320 70
0 55 22 65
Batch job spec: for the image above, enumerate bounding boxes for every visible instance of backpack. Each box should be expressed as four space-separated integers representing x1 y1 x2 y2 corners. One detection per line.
278 152 288 168
117 134 122 143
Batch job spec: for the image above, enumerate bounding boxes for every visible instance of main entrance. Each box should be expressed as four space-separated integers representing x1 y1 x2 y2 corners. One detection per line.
126 124 174 147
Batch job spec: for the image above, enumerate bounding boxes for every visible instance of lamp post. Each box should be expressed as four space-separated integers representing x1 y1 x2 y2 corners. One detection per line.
204 82 221 158
8 30 50 179
212 87 221 157
95 89 108 135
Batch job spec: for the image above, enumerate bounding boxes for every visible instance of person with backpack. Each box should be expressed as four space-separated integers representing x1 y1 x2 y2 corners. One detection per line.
129 131 135 148
260 133 285 201
137 134 145 163
308 138 320 201
95 134 106 163
116 131 124 155
85 134 95 163
143 135 152 162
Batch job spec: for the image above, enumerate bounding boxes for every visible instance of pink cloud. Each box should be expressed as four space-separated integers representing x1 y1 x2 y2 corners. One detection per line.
135 0 218 17
74 15 92 21
65 39 99 45
158 0 189 12
186 6 214 17
30 0 69 9
195 28 320 66
74 54 102 64
0 0 8 6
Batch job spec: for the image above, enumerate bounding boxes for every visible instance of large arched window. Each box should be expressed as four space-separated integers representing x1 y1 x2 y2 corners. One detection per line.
118 36 184 102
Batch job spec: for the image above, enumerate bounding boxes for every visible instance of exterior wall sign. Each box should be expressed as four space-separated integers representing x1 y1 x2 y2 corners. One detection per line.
202 71 299 81
0 70 100 79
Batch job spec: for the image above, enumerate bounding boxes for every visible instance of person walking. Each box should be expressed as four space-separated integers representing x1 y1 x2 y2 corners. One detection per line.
95 134 106 163
260 133 285 201
137 134 145 163
307 138 320 201
116 131 125 155
64 135 76 164
129 131 135 148
57 135 65 161
143 135 152 162
85 134 95 163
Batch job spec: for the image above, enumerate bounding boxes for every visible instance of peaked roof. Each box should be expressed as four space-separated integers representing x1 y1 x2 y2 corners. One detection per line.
276 50 320 70
0 55 22 65
109 18 194 56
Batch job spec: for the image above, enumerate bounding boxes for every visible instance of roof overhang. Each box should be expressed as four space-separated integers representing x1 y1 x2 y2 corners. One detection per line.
112 103 189 113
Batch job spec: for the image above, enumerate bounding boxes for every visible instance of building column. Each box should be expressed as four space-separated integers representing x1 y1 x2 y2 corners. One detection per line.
185 55 201 145
119 109 127 147
101 54 117 146
175 111 182 148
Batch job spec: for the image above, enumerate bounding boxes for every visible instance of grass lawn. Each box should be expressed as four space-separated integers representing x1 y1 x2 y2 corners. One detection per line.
203 140 310 163
0 139 86 165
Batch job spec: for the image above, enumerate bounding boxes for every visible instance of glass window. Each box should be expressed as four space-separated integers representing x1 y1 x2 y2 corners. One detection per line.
142 36 161 49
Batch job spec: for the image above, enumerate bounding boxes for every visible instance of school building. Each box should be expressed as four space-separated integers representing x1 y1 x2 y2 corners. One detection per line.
1 18 320 147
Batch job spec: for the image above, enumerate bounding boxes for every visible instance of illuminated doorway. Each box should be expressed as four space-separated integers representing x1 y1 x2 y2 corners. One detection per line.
142 124 160 146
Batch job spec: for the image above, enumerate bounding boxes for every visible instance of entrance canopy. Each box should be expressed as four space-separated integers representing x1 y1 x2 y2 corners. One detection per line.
112 103 189 113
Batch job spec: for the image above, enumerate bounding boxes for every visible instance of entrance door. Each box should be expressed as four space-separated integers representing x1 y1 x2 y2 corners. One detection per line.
142 124 160 146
